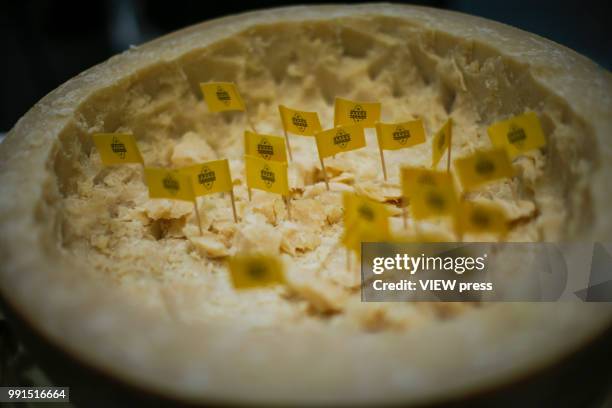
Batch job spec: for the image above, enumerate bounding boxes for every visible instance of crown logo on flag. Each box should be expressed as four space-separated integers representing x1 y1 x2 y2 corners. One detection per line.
257 138 274 160
393 126 411 145
507 124 527 146
215 86 231 105
162 173 180 194
292 113 308 132
111 136 127 159
333 129 352 148
349 105 367 122
261 165 276 188
198 166 216 190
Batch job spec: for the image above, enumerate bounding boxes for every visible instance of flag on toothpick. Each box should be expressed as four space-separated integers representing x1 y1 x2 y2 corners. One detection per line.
199 82 246 112
401 167 454 227
376 119 426 180
179 159 237 222
278 105 322 161
144 168 195 202
244 131 288 162
376 119 426 150
459 200 508 237
334 97 381 128
279 105 322 136
180 159 233 196
244 155 289 196
410 171 458 220
92 133 143 165
144 167 203 234
228 254 285 289
488 111 546 158
315 124 366 159
454 148 514 191
432 118 452 170
315 124 366 190
201 82 258 132
342 193 390 253
401 167 453 199
343 193 390 235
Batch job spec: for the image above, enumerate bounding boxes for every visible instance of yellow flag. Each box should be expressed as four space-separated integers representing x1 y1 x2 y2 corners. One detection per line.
244 131 287 162
401 167 453 199
343 193 390 233
410 173 458 220
432 118 452 168
454 148 514 191
228 255 285 289
342 193 390 252
334 97 381 128
144 167 195 202
278 105 322 136
315 124 366 159
179 159 233 197
92 133 143 165
459 200 508 236
200 82 246 112
488 111 546 158
376 119 426 151
244 155 289 195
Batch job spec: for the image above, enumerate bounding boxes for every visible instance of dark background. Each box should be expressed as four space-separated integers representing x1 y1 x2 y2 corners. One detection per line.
0 0 610 132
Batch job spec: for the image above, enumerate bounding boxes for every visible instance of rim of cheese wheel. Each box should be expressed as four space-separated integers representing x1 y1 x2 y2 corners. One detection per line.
0 4 611 405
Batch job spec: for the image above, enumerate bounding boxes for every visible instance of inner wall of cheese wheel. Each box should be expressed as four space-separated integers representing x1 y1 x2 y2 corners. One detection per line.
52 17 596 330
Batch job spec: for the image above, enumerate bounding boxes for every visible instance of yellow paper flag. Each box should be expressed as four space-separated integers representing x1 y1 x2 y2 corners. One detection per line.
92 133 143 165
401 167 453 200
410 171 458 220
334 97 381 128
278 105 322 136
315 124 366 159
244 155 289 195
244 131 287 162
144 167 195 202
342 193 390 252
200 82 246 112
459 200 508 236
343 193 390 233
488 111 546 158
228 255 285 289
179 159 233 197
432 119 452 168
376 119 426 151
454 148 514 191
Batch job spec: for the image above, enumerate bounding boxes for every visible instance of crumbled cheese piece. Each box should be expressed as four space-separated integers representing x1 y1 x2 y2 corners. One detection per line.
280 222 321 255
140 199 194 220
189 232 230 258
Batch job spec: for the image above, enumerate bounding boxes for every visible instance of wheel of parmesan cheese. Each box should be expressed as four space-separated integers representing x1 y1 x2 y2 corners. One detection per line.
0 4 611 406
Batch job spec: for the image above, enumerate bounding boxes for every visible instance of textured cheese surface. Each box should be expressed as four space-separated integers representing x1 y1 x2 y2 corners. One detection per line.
62 29 550 330
0 5 611 405
60 16 562 331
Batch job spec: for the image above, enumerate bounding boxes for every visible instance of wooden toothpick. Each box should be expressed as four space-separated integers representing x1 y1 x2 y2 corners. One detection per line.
284 195 292 220
319 156 330 191
283 129 293 162
378 144 388 181
193 199 203 236
229 188 238 223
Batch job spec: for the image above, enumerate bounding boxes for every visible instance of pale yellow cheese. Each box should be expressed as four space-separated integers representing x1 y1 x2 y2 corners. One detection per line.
0 4 610 406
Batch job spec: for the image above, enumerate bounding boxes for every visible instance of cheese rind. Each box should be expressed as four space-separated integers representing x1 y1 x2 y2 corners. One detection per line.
0 4 610 406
